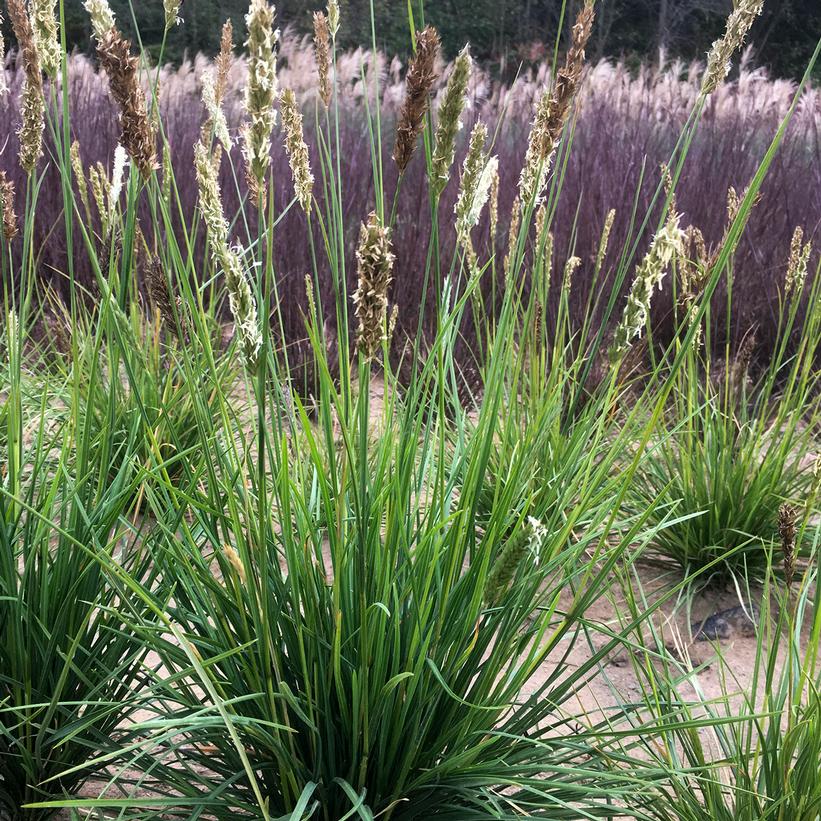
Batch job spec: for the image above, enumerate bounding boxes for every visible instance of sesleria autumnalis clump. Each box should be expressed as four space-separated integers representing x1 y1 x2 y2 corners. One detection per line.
313 11 332 107
609 215 685 362
702 0 765 94
430 44 472 194
29 0 61 78
7 0 45 173
242 0 279 201
393 26 440 174
353 211 395 360
0 171 18 242
194 141 261 368
85 0 157 179
280 89 313 214
519 0 594 209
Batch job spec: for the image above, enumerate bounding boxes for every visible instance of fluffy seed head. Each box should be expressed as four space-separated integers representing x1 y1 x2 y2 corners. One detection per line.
30 0 61 78
0 172 18 242
96 28 157 179
703 0 765 94
84 0 115 40
609 214 685 362
194 142 261 368
393 26 440 174
518 0 594 208
562 255 581 294
70 141 91 218
280 88 313 214
430 45 472 194
313 12 332 106
7 0 45 173
242 0 279 201
353 212 395 360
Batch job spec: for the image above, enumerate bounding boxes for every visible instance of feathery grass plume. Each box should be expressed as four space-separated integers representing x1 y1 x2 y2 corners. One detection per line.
242 0 279 201
779 503 797 587
95 26 157 179
327 0 339 40
595 208 616 272
455 122 493 250
484 518 547 606
518 0 594 208
313 11 332 107
7 0 45 173
30 0 61 77
0 171 18 242
702 0 765 95
430 44 471 194
164 0 182 31
353 211 395 360
280 88 313 214
222 545 247 585
70 140 91 219
202 70 232 151
84 0 115 40
0 9 7 98
609 215 685 362
393 26 440 174
194 141 261 368
785 226 811 299
215 21 234 101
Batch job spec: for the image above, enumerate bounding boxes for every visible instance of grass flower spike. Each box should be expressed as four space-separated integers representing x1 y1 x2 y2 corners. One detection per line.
785 226 811 298
30 0 61 78
242 0 279 201
195 142 261 368
84 0 115 40
702 0 765 94
89 8 157 179
353 211 395 360
202 70 232 151
313 12 332 107
280 89 313 214
0 9 7 98
455 122 496 258
609 215 685 361
0 171 18 241
518 0 594 208
7 0 45 173
778 503 797 587
164 0 182 31
393 26 440 173
430 45 472 194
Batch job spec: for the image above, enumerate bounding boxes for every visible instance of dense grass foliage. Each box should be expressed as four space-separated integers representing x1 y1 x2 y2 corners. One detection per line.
1 0 820 819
